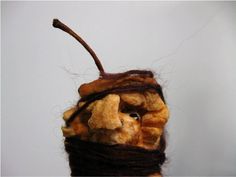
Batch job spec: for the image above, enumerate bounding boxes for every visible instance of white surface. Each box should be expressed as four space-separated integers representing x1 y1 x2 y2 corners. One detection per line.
2 1 236 176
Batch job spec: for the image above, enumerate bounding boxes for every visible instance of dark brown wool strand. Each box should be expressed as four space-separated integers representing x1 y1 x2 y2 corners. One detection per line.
65 136 166 176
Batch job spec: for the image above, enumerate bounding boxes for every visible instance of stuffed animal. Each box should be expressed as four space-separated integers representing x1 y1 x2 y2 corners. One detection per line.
53 19 169 177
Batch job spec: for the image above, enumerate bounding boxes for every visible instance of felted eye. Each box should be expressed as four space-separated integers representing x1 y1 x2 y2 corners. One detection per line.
129 112 140 120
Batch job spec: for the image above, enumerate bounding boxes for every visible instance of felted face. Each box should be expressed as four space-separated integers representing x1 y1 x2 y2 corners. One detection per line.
62 90 168 150
53 19 169 176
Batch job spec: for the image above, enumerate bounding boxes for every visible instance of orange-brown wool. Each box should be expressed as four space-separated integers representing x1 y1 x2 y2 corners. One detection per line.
63 90 168 150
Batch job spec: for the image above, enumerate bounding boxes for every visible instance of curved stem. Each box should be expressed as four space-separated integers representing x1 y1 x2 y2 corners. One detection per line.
53 19 105 75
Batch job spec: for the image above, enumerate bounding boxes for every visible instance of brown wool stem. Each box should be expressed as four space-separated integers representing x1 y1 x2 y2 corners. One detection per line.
52 19 105 75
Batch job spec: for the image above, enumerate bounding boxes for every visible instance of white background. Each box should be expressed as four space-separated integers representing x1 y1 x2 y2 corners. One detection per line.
2 1 236 176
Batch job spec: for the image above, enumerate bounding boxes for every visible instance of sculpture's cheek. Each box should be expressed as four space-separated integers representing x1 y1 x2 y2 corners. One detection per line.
141 127 162 145
137 105 169 149
142 108 169 129
110 112 141 144
62 107 89 139
90 112 141 145
61 108 77 137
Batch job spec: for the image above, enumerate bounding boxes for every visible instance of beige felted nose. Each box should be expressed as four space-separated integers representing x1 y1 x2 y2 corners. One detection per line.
88 94 122 130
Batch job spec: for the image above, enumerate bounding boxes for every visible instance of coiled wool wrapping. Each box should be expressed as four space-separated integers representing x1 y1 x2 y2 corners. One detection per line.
65 135 166 176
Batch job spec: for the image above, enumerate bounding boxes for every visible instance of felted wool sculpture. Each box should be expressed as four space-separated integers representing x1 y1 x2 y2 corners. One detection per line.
53 19 169 177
